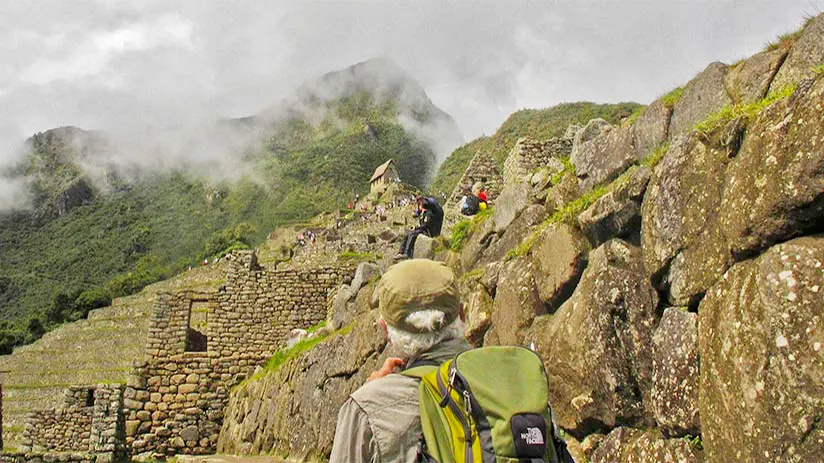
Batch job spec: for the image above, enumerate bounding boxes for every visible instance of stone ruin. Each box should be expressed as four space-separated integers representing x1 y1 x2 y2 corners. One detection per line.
502 136 573 187
446 149 502 207
5 250 353 461
3 385 125 463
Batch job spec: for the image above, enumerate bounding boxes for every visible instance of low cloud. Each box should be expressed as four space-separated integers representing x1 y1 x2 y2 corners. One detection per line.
0 1 821 210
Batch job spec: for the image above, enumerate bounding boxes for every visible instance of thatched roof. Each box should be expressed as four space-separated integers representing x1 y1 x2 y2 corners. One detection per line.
370 159 395 182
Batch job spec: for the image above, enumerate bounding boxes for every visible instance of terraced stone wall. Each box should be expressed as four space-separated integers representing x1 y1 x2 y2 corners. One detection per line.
18 385 124 461
124 250 350 456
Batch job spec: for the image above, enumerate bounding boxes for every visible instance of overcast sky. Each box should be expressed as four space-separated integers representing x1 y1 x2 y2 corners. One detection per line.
1 0 822 159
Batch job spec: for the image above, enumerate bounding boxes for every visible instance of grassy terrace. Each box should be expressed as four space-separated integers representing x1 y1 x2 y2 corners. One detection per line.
0 262 226 450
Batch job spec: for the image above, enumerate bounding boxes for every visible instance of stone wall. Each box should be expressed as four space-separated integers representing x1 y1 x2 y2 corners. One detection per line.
503 136 572 186
1 384 4 450
21 388 94 453
0 451 95 463
124 251 350 456
447 149 502 206
18 385 124 461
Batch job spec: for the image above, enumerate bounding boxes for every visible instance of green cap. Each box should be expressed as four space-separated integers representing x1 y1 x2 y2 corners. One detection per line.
378 259 460 333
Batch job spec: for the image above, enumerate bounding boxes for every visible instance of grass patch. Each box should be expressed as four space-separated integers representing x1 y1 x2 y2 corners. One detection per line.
550 157 575 186
507 170 637 260
641 143 670 170
695 84 797 134
338 250 378 262
764 14 816 51
625 105 646 125
242 321 356 385
305 320 326 334
3 425 24 433
459 268 484 282
683 434 703 451
813 64 824 76
661 86 685 109
449 208 492 252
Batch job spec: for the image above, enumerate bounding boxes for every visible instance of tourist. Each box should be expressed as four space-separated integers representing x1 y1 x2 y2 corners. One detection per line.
396 196 443 259
329 259 470 462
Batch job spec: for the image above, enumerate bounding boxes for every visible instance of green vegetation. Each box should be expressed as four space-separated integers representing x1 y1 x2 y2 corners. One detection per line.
661 86 685 109
338 250 379 263
448 208 492 251
814 64 824 76
429 102 642 197
683 434 704 451
306 320 327 334
625 106 646 126
641 143 670 170
507 168 638 260
764 15 816 52
459 268 484 282
694 84 797 134
550 156 575 186
0 79 440 354
243 321 356 385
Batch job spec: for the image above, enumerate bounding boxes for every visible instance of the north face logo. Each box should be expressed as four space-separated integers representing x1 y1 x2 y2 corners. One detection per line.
520 427 544 445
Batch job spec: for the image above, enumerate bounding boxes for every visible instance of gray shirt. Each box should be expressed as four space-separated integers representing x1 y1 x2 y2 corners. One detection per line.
329 338 471 463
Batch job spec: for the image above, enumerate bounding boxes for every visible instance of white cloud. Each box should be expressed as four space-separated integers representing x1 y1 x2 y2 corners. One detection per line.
17 13 194 87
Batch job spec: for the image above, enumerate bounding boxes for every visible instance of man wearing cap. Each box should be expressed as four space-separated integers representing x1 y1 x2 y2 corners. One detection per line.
329 259 470 462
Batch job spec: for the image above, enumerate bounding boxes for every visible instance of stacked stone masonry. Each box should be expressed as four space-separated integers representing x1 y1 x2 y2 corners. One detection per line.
124 250 351 456
447 149 502 206
503 136 572 187
15 385 124 463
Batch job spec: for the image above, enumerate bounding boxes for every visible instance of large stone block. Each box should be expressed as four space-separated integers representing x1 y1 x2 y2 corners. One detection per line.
718 77 824 260
412 235 435 260
591 428 703 463
464 287 493 347
481 205 546 265
651 308 700 437
492 181 533 234
571 125 636 192
488 258 545 346
530 223 589 311
571 118 610 160
699 236 824 462
528 240 659 437
725 48 788 104
578 166 650 247
632 98 672 159
641 134 730 289
770 13 824 92
669 61 732 137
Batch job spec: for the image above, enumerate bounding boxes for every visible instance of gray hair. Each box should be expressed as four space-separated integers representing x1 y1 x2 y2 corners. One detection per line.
385 309 465 360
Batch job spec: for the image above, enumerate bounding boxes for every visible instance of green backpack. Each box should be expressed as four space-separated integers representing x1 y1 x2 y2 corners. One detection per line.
402 346 574 463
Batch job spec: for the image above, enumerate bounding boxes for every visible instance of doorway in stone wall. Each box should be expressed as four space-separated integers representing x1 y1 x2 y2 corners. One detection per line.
185 300 209 352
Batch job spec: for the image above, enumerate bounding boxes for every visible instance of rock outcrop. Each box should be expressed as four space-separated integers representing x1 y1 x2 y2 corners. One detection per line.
591 428 703 463
218 311 386 458
699 236 824 463
669 62 731 136
770 14 824 91
651 308 700 437
528 240 659 437
213 16 824 463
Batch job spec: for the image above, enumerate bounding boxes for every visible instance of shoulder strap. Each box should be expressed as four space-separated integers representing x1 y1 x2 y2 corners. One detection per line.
400 365 438 379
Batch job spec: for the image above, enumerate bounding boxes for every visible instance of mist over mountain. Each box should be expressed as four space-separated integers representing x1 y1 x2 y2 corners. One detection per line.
0 57 461 353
